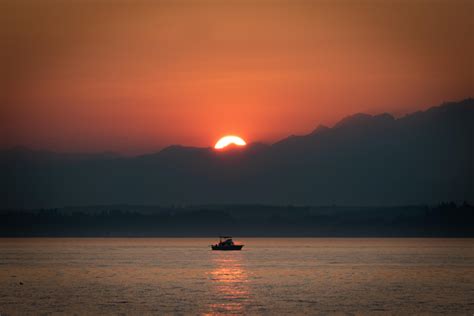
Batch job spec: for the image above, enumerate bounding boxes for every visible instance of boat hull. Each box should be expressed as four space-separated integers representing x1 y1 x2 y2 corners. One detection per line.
211 245 243 251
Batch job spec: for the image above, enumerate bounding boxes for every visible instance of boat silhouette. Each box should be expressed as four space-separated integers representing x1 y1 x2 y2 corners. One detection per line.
211 236 244 251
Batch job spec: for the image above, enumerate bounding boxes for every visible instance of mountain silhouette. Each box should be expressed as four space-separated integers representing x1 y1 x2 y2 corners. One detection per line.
1 99 472 208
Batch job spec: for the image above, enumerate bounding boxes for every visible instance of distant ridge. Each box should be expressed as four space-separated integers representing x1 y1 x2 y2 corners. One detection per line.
1 98 473 208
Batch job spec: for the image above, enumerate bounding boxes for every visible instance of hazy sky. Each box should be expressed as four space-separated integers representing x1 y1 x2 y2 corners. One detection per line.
1 0 473 154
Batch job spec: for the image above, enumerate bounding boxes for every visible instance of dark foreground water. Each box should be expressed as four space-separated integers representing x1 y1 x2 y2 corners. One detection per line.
0 238 473 315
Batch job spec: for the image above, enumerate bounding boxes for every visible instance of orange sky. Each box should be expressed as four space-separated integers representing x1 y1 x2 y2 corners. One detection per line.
1 0 473 154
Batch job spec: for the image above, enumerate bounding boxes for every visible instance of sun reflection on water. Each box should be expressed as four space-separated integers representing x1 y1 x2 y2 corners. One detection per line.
205 252 250 315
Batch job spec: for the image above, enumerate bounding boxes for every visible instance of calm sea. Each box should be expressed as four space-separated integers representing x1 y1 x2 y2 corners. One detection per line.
0 238 473 315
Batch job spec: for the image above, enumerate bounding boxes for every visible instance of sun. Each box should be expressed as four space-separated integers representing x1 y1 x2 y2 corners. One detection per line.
214 135 247 150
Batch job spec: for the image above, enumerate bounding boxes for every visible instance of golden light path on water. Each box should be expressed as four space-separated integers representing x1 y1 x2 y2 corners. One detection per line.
206 252 250 315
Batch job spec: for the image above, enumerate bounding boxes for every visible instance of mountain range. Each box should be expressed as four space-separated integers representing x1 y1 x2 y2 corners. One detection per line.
2 99 473 208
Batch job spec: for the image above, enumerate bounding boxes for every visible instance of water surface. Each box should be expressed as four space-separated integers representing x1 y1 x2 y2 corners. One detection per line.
0 238 473 314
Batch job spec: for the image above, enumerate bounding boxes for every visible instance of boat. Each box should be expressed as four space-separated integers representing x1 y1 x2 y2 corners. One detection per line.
211 236 244 251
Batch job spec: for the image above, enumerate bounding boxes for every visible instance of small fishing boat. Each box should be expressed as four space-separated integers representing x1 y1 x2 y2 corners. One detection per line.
211 236 244 251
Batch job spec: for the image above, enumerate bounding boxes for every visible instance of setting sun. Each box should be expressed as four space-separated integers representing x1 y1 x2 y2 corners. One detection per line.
214 136 247 150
